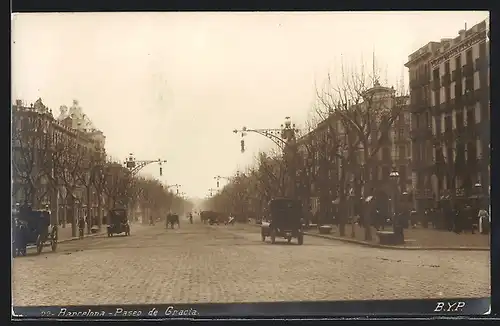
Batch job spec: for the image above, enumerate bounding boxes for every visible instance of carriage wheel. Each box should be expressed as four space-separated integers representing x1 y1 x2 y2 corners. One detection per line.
287 237 292 244
36 235 44 255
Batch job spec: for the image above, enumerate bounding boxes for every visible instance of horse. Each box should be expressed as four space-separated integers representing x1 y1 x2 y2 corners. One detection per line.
166 214 180 229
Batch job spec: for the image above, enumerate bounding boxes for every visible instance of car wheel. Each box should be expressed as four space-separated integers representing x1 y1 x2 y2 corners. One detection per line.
270 229 276 244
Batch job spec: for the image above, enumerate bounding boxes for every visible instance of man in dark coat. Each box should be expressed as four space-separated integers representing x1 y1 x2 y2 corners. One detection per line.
78 216 85 239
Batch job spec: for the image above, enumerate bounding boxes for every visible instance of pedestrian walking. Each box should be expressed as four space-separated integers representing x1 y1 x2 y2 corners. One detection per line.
78 216 85 239
478 207 490 234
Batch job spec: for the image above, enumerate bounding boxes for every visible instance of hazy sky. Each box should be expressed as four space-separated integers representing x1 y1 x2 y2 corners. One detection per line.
12 11 488 199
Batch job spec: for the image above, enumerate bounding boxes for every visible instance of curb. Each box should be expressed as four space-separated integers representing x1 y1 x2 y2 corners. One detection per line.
58 232 104 244
247 223 489 251
26 232 104 249
303 232 490 251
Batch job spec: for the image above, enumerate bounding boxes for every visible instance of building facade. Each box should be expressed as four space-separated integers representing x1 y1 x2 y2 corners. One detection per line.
406 19 489 212
12 99 107 225
296 81 412 222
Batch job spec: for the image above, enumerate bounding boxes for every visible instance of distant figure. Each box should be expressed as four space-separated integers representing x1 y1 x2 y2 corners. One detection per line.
78 216 85 239
189 212 193 224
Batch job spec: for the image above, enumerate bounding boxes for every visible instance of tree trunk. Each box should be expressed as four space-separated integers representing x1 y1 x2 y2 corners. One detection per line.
69 196 77 238
62 197 67 228
362 163 372 241
97 197 103 228
86 185 92 235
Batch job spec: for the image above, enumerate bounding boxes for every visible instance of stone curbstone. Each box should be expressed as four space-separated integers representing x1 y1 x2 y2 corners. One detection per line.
243 222 489 251
303 232 490 251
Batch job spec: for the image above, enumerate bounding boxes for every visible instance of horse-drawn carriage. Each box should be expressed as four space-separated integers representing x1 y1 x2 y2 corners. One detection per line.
166 213 180 229
107 208 130 237
12 205 58 257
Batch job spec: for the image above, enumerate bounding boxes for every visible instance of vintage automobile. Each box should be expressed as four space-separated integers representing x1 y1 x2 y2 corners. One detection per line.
107 208 130 237
261 198 304 245
12 205 58 257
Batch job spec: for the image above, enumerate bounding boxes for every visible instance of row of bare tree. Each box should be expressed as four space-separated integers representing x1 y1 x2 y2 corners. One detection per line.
206 65 408 240
12 105 189 235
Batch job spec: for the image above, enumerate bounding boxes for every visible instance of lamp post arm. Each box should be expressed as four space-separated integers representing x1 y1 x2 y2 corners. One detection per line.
129 159 167 176
248 128 288 147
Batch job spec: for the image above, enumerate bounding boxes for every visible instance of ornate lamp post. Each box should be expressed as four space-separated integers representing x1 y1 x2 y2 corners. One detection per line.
214 175 231 188
233 117 302 198
167 184 182 195
233 116 301 152
124 153 167 177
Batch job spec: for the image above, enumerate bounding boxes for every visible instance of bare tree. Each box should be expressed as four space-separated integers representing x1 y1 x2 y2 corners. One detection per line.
55 139 86 237
102 163 133 212
12 107 53 207
76 148 101 233
314 61 407 241
90 154 107 228
257 150 286 197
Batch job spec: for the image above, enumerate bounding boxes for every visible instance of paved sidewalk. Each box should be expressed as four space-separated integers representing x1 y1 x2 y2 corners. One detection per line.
303 224 490 251
56 225 106 243
247 220 489 250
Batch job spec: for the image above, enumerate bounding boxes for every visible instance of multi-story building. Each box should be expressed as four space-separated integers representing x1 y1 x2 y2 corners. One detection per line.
406 19 489 212
296 81 412 221
12 98 107 225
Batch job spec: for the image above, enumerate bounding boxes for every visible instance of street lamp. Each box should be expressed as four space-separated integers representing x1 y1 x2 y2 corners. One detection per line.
125 153 167 177
233 117 302 152
167 184 181 195
214 175 231 188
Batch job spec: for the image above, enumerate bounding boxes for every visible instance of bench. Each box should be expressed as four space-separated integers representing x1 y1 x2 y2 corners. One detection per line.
376 231 404 245
319 225 333 234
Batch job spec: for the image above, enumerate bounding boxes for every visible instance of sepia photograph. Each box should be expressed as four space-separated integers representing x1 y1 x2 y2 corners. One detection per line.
11 11 490 316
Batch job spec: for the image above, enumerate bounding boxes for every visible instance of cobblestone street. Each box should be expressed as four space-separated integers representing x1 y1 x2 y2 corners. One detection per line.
12 221 490 306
